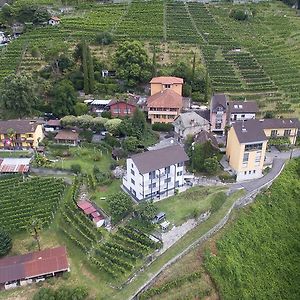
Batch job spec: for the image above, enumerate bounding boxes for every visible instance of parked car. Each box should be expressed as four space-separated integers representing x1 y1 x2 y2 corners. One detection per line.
152 212 166 224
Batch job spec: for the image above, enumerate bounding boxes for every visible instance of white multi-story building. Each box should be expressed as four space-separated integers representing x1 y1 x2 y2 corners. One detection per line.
122 145 189 201
227 101 258 124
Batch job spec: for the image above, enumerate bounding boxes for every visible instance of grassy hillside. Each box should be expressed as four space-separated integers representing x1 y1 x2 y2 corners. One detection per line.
205 159 300 300
1 1 300 115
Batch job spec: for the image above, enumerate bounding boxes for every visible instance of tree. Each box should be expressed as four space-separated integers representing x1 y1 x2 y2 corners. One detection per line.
0 229 12 257
0 73 39 117
264 111 275 119
70 164 81 174
136 201 157 222
114 41 151 85
33 8 50 25
52 80 77 117
74 102 88 116
82 41 89 94
27 218 43 251
123 136 139 152
204 71 211 103
131 108 147 138
44 43 68 75
87 46 95 93
105 119 122 136
95 31 114 45
107 192 133 223
152 44 157 77
204 156 219 174
1 4 15 24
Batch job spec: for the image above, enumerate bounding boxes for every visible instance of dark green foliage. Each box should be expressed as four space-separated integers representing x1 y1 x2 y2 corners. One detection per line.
107 192 134 223
0 229 12 257
205 159 300 300
70 164 81 174
123 136 139 152
52 80 77 117
33 286 88 300
229 9 249 21
264 111 276 119
0 73 39 118
95 31 114 45
204 156 219 174
32 8 50 25
87 46 95 93
135 201 157 222
152 122 173 132
131 108 147 138
210 192 226 212
82 41 89 94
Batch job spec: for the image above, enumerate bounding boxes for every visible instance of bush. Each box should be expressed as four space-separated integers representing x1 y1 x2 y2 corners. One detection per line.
210 192 226 213
204 156 219 174
95 31 114 45
152 122 173 132
70 164 81 174
0 229 12 257
230 9 249 21
107 192 133 223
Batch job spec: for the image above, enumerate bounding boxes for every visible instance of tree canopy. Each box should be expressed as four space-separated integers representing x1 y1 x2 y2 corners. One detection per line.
0 228 12 257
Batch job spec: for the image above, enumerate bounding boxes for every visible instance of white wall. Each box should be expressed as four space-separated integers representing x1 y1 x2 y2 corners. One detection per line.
236 168 263 182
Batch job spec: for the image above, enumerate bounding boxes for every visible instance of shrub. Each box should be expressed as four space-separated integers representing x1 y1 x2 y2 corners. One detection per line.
230 9 249 21
204 156 219 174
210 192 226 213
70 164 81 174
95 31 114 45
0 229 12 257
152 122 173 132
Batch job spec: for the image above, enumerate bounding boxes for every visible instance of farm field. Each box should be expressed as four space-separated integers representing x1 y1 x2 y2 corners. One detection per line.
1 1 300 115
140 159 300 300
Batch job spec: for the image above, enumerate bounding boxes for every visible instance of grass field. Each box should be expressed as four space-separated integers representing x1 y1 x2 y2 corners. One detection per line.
155 186 227 225
0 150 32 158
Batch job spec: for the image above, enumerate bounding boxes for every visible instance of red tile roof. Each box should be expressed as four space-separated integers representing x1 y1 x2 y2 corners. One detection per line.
50 16 60 21
150 76 183 84
55 130 79 141
0 247 68 284
147 89 183 109
84 206 97 215
77 200 92 211
47 119 61 127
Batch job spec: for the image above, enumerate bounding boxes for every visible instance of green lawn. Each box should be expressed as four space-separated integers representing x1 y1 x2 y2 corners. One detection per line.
0 150 32 158
155 186 228 226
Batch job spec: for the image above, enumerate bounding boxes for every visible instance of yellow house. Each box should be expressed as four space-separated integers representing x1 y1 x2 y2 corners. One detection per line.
0 119 44 149
226 119 268 182
150 76 183 96
261 118 299 145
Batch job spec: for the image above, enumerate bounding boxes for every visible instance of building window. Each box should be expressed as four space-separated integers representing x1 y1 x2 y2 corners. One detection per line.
284 129 291 136
131 169 135 176
164 84 171 89
253 170 256 174
255 152 261 165
175 181 179 187
177 171 183 176
271 129 278 137
249 171 252 174
149 182 156 189
241 114 245 118
113 108 121 114
215 123 222 129
131 178 135 185
131 163 134 168
125 108 131 114
244 171 247 175
27 134 33 138
243 153 249 163
164 178 171 183
149 171 156 180
165 166 170 174
245 143 263 151
177 162 183 167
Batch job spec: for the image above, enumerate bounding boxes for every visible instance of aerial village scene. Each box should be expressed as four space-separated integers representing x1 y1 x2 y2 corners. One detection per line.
0 0 299 299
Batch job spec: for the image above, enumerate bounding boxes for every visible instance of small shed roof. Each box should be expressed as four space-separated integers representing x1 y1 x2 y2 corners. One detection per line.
55 130 79 141
77 200 92 211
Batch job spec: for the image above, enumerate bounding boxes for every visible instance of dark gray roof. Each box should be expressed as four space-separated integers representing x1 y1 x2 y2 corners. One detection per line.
195 109 210 122
0 119 38 134
211 94 227 112
232 119 267 144
131 145 189 174
261 118 300 129
228 101 258 113
194 130 218 149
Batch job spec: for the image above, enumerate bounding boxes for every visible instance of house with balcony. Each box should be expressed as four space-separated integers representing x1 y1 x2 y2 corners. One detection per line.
261 118 300 145
227 101 258 124
210 94 228 133
0 119 44 150
122 145 189 201
173 111 210 140
107 99 137 118
226 119 268 182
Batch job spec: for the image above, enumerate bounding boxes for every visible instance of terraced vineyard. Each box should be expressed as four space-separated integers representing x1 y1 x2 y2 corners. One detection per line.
0 175 65 232
0 0 299 115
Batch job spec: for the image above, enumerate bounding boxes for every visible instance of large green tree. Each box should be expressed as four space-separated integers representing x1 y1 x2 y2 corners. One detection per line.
114 41 151 85
0 73 39 117
131 108 147 138
52 80 77 117
107 192 133 223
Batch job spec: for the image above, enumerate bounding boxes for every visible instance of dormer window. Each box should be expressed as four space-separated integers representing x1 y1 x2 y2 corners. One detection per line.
164 84 171 89
216 106 223 111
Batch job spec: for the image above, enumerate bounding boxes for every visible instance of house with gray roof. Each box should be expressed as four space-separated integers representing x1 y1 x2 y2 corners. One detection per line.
173 111 210 140
210 94 228 133
227 101 258 123
122 145 189 201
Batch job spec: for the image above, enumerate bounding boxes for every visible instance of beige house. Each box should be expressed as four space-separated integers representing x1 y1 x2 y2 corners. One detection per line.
0 119 44 149
150 76 183 96
261 118 299 145
173 111 210 140
226 119 268 182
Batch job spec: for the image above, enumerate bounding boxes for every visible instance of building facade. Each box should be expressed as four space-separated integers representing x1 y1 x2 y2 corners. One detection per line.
122 145 188 201
210 94 227 133
226 120 268 182
108 100 137 118
150 76 183 96
0 120 44 149
227 101 258 123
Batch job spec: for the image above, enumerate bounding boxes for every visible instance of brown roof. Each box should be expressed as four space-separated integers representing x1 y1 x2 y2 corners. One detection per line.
261 118 300 129
50 16 60 21
131 145 188 174
0 246 68 284
47 119 61 127
147 89 183 109
108 99 137 107
55 130 79 141
194 131 218 149
232 119 267 144
211 94 227 112
0 120 38 134
150 76 183 84
228 101 258 113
